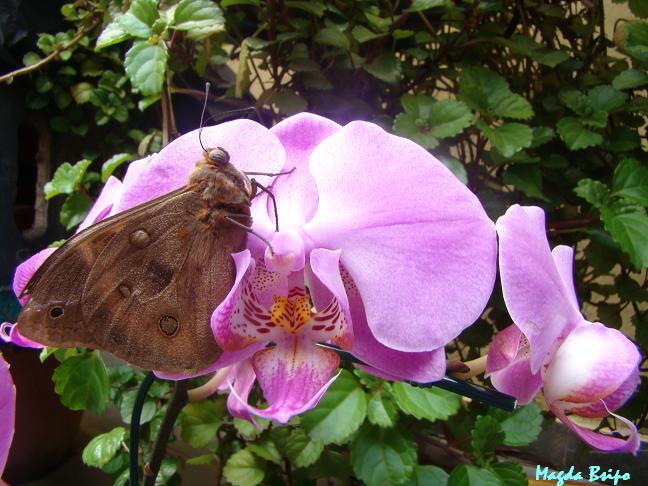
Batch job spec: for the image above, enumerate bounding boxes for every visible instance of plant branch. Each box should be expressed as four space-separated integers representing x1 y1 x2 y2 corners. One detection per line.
0 21 98 84
143 380 189 486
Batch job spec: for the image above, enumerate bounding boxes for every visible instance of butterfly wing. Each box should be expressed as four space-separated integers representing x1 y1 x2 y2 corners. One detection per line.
17 187 247 373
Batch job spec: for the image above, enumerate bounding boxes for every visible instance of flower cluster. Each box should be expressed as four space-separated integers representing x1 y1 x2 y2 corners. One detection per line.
487 205 640 454
0 114 641 480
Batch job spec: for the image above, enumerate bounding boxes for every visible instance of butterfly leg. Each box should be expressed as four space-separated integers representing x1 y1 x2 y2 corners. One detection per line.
248 178 282 232
224 212 275 254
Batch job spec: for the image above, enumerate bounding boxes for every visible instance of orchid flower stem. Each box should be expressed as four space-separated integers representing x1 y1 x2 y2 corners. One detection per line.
316 343 516 412
143 380 189 486
449 355 488 380
187 368 232 402
129 372 156 486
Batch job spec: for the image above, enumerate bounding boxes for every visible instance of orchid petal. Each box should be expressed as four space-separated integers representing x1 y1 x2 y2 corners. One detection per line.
269 113 341 227
485 325 524 375
307 249 353 348
229 335 340 423
212 252 291 349
154 344 263 380
569 369 640 418
489 357 542 405
114 120 285 212
0 352 15 479
77 175 123 231
1 323 43 349
305 121 496 352
543 322 640 406
225 360 260 425
496 205 583 373
12 248 56 305
551 245 580 313
551 405 640 455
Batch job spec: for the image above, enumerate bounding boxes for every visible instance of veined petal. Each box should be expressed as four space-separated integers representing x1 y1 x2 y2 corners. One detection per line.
212 252 291 350
543 322 640 406
489 357 542 405
269 113 341 227
307 249 353 348
12 248 56 304
304 121 496 352
550 405 640 455
0 352 15 478
485 325 524 375
567 369 640 418
114 120 285 213
496 205 583 373
225 360 260 425
307 260 445 382
77 175 123 232
230 335 340 423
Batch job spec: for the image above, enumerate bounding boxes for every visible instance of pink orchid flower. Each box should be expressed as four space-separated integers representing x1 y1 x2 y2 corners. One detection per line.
2 113 497 423
487 204 640 454
0 352 15 484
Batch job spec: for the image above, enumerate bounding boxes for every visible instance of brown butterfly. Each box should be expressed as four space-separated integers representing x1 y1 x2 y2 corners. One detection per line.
15 145 273 374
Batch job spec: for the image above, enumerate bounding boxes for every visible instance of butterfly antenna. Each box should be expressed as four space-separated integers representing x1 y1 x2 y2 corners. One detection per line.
202 106 260 126
198 82 210 153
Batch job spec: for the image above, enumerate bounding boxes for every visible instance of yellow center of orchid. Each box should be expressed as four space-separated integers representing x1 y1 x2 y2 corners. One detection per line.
270 295 312 334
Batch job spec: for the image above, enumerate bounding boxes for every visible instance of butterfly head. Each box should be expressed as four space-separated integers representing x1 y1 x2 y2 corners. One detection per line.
205 147 230 167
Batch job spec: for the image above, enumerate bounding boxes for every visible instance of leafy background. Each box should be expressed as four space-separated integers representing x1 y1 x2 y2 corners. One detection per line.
1 0 647 485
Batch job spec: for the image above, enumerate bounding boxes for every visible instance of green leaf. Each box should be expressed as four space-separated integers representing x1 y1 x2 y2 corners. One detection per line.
235 41 251 98
364 52 402 84
477 122 533 158
352 25 384 43
613 69 648 90
284 428 324 468
285 1 326 16
119 390 156 425
601 207 648 269
124 41 169 97
101 153 136 182
404 465 449 486
471 415 504 466
613 158 648 206
82 427 126 468
530 126 555 147
574 178 610 208
489 91 534 120
367 391 399 427
44 159 92 199
459 67 531 119
222 0 260 6
156 457 179 485
186 454 217 466
52 351 110 414
447 465 503 486
350 423 417 486
96 19 130 49
179 400 225 448
503 165 547 201
392 382 461 422
588 85 627 113
60 193 92 230
499 402 542 447
407 0 446 12
173 0 225 40
23 52 41 66
223 448 265 486
490 462 527 486
314 27 349 50
70 82 93 104
301 370 367 445
608 126 641 152
306 450 353 480
499 35 569 67
624 22 648 64
247 436 282 465
118 0 158 39
556 117 603 150
271 91 308 115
